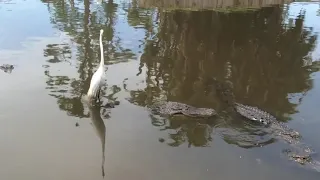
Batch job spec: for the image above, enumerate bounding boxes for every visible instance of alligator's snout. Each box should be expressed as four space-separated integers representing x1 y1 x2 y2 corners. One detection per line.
200 108 217 116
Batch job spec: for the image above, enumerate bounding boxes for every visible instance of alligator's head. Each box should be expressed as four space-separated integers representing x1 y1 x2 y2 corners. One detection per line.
288 153 312 165
252 117 270 125
183 107 217 117
241 114 270 125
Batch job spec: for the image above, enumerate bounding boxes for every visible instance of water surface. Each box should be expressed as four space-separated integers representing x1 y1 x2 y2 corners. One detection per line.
1 0 320 179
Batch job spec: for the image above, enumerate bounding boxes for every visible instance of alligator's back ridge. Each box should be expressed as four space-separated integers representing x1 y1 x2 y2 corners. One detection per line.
234 103 277 125
149 101 217 118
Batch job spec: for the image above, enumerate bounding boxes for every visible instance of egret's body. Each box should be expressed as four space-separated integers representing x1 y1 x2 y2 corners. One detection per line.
87 29 106 101
96 0 103 4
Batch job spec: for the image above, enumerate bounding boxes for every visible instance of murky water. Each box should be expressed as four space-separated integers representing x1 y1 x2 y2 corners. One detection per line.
1 0 320 179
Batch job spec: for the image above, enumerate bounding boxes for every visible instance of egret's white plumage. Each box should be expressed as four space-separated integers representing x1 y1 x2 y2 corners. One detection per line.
96 0 103 4
87 29 106 101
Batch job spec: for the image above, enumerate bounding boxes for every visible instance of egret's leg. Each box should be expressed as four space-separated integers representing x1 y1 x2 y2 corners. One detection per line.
97 89 101 103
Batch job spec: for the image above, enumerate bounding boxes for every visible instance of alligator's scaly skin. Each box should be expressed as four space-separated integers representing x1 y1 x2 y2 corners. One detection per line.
234 103 277 125
235 102 301 141
149 101 217 118
228 101 301 143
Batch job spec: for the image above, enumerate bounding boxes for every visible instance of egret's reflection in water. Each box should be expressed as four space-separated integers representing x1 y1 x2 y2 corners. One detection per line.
86 100 106 177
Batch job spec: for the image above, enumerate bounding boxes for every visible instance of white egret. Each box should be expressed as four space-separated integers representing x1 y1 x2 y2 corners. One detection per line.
87 29 106 102
96 0 103 4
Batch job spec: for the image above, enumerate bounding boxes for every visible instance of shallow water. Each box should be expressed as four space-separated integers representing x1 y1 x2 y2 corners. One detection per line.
1 0 320 179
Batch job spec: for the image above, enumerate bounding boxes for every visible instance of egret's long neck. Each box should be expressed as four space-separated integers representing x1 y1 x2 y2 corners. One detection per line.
99 32 104 67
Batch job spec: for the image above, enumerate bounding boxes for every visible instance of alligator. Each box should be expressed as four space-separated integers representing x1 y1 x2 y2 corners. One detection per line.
211 78 318 168
146 79 317 167
148 99 299 142
149 101 217 118
234 102 301 141
147 100 306 156
283 148 320 172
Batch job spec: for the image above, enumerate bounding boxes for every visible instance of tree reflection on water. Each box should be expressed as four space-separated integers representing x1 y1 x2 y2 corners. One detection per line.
41 0 319 148
127 5 318 147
